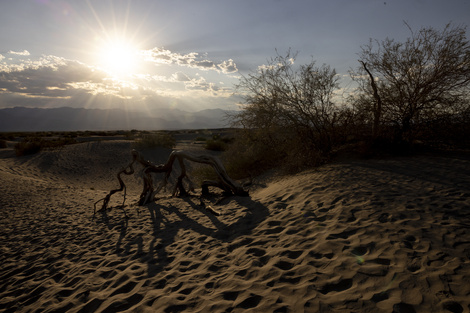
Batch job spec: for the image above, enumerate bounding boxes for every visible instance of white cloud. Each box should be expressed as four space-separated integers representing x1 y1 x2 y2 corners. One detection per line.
0 50 239 111
218 59 237 73
172 71 191 82
143 47 238 74
8 50 30 56
183 76 232 96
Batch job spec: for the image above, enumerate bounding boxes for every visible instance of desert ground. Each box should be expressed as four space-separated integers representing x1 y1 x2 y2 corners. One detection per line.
0 134 469 313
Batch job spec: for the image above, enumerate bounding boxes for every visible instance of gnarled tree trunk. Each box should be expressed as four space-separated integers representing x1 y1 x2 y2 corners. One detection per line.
94 149 248 216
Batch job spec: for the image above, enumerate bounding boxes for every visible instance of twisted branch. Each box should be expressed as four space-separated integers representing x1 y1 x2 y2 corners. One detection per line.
94 149 248 217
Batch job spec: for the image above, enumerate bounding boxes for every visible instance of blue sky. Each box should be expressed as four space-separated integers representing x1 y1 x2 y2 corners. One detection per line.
0 0 469 112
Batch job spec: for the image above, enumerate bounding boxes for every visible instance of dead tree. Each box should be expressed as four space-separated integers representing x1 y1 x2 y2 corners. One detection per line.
94 149 248 216
360 61 382 139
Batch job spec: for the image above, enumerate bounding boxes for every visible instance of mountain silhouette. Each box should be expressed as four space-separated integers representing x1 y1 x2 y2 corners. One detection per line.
0 107 231 131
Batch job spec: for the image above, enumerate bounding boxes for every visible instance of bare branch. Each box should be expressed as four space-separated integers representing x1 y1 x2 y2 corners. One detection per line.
94 149 248 216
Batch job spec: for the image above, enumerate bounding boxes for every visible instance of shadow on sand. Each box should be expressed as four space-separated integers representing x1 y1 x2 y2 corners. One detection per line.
95 194 269 277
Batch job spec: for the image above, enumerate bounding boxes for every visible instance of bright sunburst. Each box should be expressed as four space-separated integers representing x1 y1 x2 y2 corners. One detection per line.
96 38 141 77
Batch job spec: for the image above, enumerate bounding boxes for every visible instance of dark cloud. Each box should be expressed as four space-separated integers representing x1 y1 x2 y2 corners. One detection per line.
0 56 107 98
194 60 216 70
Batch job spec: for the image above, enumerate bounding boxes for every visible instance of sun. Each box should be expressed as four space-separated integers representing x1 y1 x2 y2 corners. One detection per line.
96 38 141 77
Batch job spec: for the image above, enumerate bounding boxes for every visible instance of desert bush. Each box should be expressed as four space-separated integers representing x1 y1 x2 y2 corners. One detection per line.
351 23 470 144
230 50 344 175
0 139 7 149
204 135 234 151
133 132 176 149
14 139 42 156
14 136 77 156
222 127 328 179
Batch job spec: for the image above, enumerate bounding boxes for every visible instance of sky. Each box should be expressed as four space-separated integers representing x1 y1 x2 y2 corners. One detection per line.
0 0 469 113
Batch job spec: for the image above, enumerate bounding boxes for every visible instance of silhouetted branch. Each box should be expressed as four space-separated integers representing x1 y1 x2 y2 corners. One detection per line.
94 149 248 217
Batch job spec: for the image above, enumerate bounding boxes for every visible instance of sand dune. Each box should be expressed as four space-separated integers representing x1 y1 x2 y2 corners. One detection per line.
1 141 469 312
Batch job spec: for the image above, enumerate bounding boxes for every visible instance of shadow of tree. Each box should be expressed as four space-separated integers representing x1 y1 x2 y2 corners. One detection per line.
97 194 269 277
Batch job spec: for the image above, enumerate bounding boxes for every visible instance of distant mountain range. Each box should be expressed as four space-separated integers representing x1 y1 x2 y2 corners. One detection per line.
0 107 234 131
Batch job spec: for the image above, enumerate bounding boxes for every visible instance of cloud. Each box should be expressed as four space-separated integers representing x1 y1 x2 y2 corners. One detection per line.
0 49 239 111
172 71 191 82
183 76 232 96
185 77 211 91
218 59 238 73
0 55 107 97
143 47 238 73
8 50 30 56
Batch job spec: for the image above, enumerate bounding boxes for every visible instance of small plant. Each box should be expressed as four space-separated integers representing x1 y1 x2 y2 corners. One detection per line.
14 139 42 156
133 132 176 149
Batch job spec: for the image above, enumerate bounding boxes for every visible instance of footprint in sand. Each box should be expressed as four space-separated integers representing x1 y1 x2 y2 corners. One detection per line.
223 290 239 301
371 291 389 303
319 278 353 294
102 293 144 312
265 226 284 235
351 246 369 256
442 301 464 313
279 272 302 284
247 247 266 257
309 251 334 259
236 294 262 309
281 250 303 260
163 304 188 313
179 287 194 295
326 229 357 240
392 302 416 313
109 280 138 296
403 235 417 249
378 213 390 223
274 260 295 271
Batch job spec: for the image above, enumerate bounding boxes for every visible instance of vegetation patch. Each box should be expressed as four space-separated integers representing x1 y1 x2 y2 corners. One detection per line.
133 132 176 149
224 23 470 176
204 134 234 151
14 137 77 156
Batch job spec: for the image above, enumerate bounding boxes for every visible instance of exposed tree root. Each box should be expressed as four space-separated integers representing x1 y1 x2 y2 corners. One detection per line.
94 149 248 217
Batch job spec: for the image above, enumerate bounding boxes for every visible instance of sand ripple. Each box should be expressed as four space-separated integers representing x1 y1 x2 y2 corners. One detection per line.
1 143 469 312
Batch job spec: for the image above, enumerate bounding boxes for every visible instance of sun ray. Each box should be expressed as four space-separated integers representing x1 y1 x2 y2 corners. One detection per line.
96 37 141 76
84 0 146 78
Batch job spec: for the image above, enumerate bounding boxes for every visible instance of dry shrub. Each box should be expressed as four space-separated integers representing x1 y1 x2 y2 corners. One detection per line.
15 140 42 156
221 128 327 179
133 132 176 149
14 137 77 156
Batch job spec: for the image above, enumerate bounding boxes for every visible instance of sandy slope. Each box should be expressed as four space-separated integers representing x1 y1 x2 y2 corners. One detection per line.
0 141 469 313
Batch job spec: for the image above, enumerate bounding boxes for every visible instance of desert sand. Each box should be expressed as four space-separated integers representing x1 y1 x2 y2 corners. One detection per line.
0 138 469 313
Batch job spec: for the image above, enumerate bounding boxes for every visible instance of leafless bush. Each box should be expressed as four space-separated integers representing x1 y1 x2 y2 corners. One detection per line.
351 23 470 144
229 51 345 175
